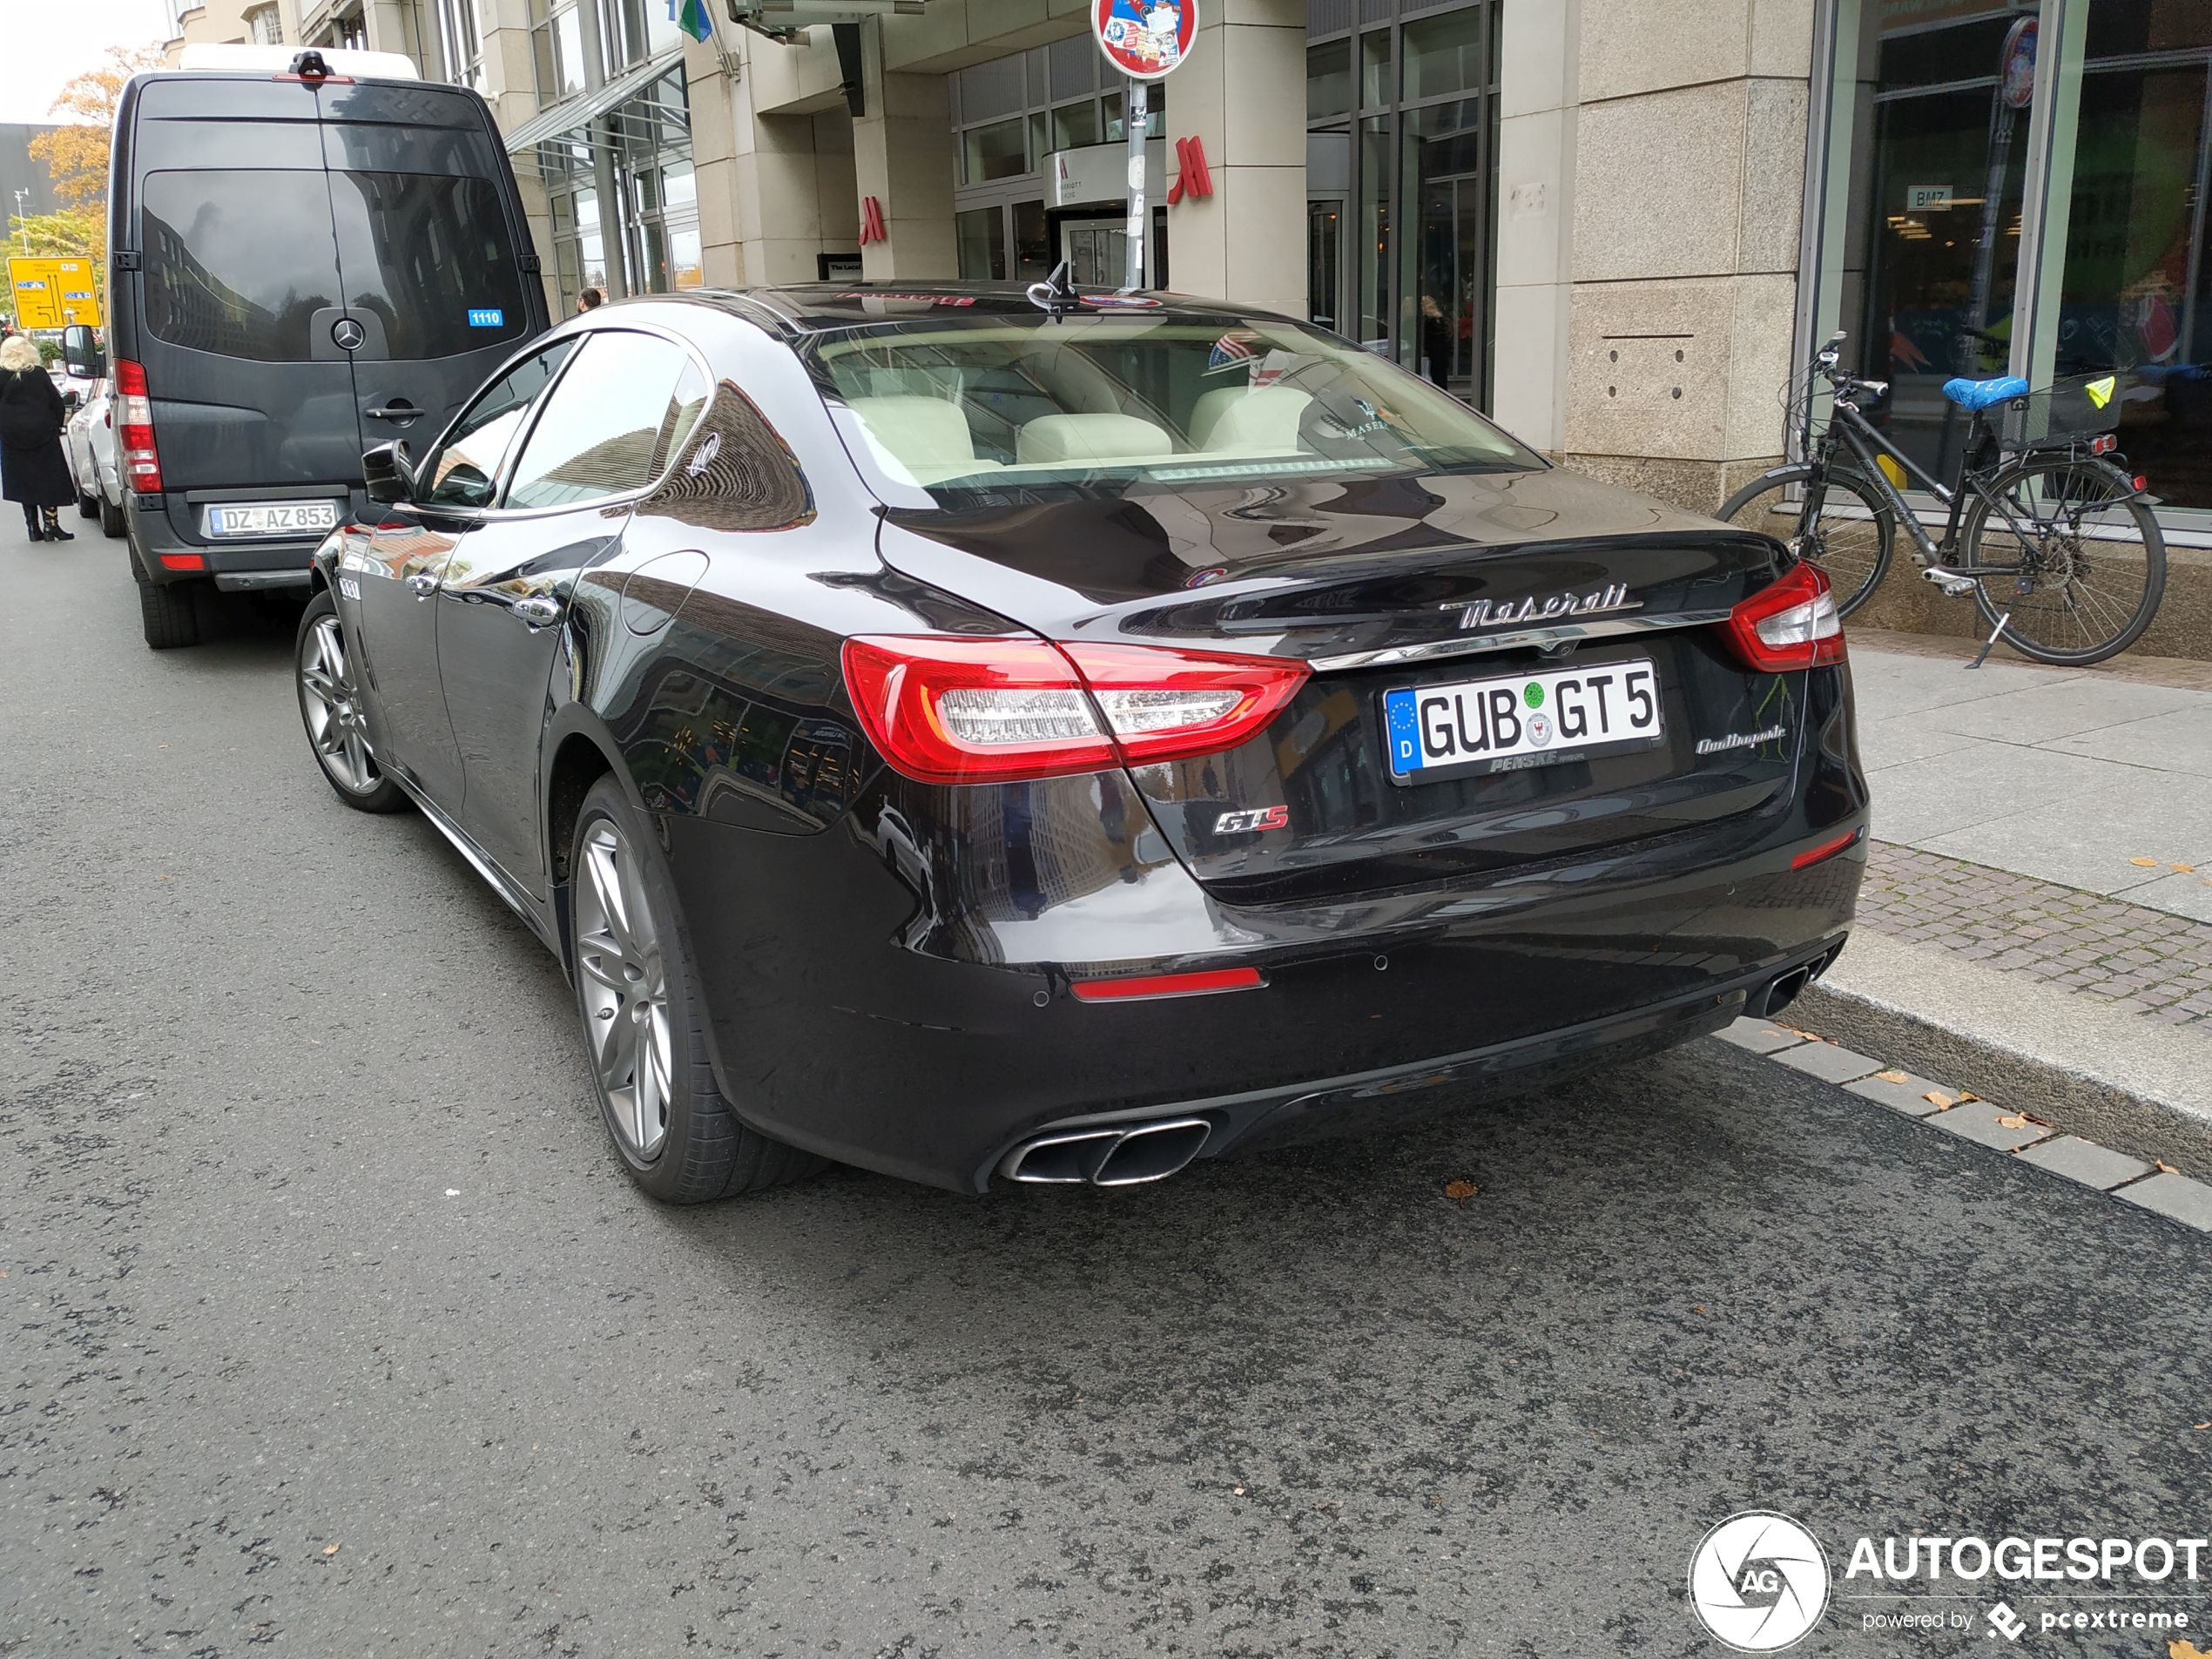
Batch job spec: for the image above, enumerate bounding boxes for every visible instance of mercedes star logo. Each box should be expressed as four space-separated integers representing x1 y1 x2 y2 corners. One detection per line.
332 317 366 352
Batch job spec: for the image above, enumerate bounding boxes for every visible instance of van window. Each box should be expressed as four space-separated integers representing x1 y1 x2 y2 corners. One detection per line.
329 172 531 360
504 332 691 510
141 170 343 362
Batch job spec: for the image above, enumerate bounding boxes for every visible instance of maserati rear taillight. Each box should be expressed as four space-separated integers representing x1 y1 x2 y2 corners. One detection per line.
842 635 1309 785
1720 563 1845 672
113 359 163 494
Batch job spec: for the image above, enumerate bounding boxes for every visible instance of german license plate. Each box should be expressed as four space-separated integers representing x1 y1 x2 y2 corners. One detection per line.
1383 658 1663 781
203 501 340 538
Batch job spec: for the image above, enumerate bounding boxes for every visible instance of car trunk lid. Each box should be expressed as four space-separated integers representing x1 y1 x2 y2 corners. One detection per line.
876 466 1807 900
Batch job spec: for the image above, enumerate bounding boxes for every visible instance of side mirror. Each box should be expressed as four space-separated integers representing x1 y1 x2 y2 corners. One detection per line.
363 440 415 505
62 323 104 381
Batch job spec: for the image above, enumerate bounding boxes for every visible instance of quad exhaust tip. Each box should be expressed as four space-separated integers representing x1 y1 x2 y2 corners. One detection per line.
1001 1116 1214 1187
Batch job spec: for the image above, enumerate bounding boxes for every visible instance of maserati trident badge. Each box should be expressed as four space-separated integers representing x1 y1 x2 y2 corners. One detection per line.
1440 582 1639 631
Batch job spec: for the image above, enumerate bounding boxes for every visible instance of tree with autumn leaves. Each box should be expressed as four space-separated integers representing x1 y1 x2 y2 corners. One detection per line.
5 46 161 320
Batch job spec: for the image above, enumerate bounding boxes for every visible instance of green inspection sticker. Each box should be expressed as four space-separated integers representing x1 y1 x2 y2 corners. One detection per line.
1524 683 1545 709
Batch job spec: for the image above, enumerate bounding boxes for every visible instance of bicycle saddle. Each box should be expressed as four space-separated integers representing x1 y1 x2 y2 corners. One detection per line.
1941 375 2029 410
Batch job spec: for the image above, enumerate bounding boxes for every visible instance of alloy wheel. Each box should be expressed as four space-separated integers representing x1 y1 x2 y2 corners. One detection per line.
575 819 674 1160
300 614 379 792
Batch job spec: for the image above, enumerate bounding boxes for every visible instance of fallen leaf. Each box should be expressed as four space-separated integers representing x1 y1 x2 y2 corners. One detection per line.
322 1543 340 1556
1873 1069 1909 1084
1955 1091 1979 1103
2157 1162 2180 1175
1692 1304 1706 1315
2174 864 2197 873
1996 1115 2028 1129
1231 1487 1244 1496
1442 1179 1478 1201
2130 856 2161 867
2195 1423 2211 1432
1923 1091 1955 1109
2168 1640 2211 1659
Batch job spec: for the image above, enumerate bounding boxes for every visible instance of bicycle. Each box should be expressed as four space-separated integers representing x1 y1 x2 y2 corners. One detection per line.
1716 330 2168 666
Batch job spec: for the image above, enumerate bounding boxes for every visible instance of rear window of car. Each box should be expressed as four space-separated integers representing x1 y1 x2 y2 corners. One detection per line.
329 172 530 359
809 314 1543 505
141 169 342 362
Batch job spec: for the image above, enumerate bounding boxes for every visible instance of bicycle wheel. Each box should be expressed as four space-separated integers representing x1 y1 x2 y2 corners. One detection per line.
1959 455 2166 665
1716 463 1894 617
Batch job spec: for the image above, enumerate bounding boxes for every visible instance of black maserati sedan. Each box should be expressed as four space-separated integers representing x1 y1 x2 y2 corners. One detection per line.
293 284 1867 1203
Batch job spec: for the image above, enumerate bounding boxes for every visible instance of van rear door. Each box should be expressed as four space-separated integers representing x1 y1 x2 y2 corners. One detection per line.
130 78 363 496
317 82 541 462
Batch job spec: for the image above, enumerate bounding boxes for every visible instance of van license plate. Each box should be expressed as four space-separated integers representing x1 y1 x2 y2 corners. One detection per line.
204 502 341 538
1383 659 1663 781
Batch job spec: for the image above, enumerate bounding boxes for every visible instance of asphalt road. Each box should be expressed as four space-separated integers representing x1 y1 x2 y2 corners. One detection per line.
5 515 2210 1659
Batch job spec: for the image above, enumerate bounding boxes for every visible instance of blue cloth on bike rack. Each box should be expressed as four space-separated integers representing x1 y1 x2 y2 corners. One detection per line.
1941 375 2030 410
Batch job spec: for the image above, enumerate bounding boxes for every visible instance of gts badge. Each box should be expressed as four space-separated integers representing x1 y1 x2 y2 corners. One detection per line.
1213 805 1289 835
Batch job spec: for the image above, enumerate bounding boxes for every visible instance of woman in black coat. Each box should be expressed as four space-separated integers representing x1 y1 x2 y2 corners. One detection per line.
0 333 78 542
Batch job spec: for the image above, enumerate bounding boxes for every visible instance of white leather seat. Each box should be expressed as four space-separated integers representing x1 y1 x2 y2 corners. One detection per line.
1015 412 1174 466
1189 385 1312 455
847 395 995 482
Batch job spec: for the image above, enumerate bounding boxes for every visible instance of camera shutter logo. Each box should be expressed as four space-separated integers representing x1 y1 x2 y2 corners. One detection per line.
1688 1512 1831 1652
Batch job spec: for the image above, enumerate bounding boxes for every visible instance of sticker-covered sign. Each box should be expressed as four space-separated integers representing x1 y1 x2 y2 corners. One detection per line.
1094 0 1197 81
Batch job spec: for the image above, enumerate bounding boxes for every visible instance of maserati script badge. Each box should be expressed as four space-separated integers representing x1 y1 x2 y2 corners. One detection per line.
1439 582 1640 631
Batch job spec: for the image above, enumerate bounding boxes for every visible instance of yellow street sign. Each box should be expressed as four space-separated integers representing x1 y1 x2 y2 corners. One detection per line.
8 257 104 330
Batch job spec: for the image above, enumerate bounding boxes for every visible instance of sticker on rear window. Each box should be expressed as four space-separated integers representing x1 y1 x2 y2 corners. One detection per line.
468 308 505 327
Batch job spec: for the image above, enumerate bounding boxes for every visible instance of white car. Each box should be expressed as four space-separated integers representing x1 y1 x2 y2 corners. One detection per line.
64 374 127 538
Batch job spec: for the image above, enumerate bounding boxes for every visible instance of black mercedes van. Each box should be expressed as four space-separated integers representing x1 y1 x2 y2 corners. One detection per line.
106 50 550 647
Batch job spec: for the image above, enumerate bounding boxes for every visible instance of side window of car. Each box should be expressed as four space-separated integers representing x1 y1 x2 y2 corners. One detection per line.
420 341 577 510
502 331 692 511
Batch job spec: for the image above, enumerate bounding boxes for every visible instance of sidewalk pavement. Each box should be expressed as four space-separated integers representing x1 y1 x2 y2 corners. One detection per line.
1795 630 2212 1174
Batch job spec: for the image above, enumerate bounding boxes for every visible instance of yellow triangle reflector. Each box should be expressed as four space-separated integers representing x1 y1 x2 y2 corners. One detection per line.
2085 375 2116 408
1876 453 1907 489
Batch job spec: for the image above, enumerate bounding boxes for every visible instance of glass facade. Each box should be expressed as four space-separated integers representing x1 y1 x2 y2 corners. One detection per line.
951 40 1166 287
1306 0 1498 404
1815 0 2212 518
522 0 697 308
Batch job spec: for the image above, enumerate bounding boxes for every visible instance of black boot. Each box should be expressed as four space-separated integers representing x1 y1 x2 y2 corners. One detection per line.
43 511 72 543
23 509 43 542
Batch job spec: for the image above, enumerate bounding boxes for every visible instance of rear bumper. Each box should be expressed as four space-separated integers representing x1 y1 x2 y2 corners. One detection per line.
664 796 1868 1194
126 490 348 587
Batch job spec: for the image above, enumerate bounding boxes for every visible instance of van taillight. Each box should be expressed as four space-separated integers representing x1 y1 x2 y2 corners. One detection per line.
114 359 163 494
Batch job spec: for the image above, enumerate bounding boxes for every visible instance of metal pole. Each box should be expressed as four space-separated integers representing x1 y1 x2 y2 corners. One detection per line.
1123 77 1147 292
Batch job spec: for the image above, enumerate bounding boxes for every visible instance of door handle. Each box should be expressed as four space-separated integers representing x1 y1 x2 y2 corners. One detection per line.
405 571 438 598
511 594 563 629
367 401 421 424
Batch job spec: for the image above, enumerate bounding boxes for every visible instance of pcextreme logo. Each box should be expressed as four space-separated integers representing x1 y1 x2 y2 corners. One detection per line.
1687 1512 1831 1652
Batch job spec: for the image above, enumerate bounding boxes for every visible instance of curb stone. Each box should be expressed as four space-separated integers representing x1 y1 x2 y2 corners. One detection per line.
1716 1018 2212 1236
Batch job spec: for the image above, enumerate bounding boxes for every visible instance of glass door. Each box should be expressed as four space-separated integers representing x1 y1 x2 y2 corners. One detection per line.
1307 197 1346 331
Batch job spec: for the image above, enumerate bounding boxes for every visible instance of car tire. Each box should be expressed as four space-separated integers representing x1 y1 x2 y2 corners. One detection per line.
293 590 408 812
568 773 826 1204
78 490 98 520
98 494 125 539
130 545 201 650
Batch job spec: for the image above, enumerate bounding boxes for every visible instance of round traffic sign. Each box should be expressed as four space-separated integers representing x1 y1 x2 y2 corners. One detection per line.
1094 0 1197 81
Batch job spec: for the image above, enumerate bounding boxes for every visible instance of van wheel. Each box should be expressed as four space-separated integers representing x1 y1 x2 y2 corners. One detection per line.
78 490 98 520
130 547 200 650
98 494 125 538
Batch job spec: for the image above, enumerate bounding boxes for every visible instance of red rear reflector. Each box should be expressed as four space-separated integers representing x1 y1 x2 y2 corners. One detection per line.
1069 967 1264 1002
1791 826 1864 870
1720 562 1846 672
2088 434 2116 455
158 552 207 571
2133 475 2148 492
842 635 1308 785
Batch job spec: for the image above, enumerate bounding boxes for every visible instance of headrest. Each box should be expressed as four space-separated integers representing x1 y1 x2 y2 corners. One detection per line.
848 395 979 467
1015 413 1174 466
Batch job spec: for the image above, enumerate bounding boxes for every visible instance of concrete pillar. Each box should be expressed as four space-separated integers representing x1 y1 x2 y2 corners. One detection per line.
852 20 956 280
1154 0 1305 315
1551 0 1815 512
